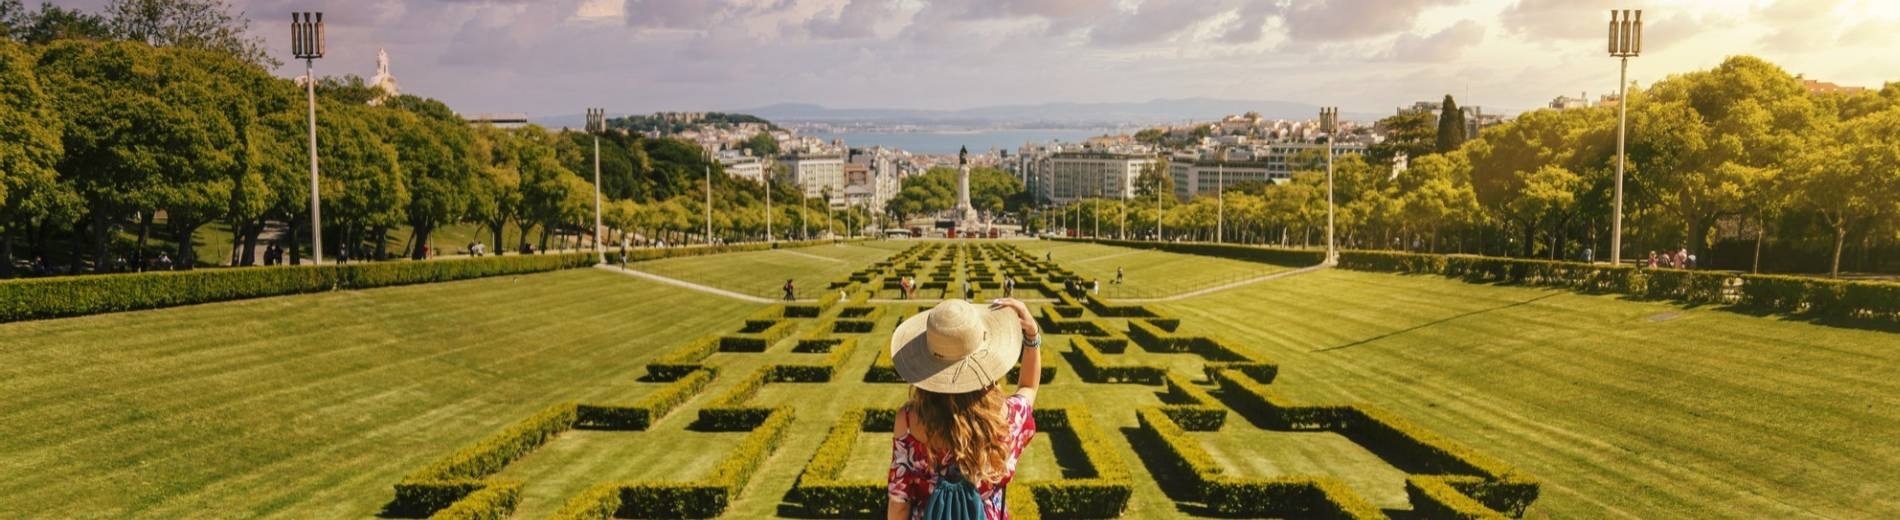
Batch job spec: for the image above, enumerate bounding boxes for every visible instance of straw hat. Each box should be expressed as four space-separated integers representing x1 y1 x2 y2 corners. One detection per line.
891 300 1024 394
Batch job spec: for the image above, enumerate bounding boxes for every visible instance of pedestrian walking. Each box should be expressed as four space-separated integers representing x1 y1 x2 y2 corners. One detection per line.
1004 276 1016 297
1115 266 1124 285
783 279 796 301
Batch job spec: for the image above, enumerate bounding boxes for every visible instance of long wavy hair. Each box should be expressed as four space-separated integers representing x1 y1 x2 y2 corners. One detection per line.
907 384 1010 484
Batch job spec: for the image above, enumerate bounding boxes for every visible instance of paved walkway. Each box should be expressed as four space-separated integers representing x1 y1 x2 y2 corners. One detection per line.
1110 264 1329 303
596 264 807 304
775 249 850 264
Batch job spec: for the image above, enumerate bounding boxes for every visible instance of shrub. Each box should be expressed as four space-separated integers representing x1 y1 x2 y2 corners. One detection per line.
547 483 621 520
1057 238 1323 267
831 319 876 333
1408 476 1508 520
1160 372 1227 431
1203 476 1385 519
577 369 714 430
427 480 521 520
792 409 888 516
1210 369 1350 431
1070 337 1163 384
718 320 794 352
393 403 578 514
0 252 595 323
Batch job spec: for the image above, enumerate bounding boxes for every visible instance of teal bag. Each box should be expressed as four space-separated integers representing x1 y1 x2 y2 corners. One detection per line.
920 465 985 520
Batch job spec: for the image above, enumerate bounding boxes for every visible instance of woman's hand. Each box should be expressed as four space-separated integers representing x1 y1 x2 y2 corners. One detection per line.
990 298 1036 338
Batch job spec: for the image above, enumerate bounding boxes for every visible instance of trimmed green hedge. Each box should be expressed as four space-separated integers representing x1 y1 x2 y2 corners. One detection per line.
1135 407 1383 518
393 403 578 515
1339 250 1900 325
1052 238 1325 267
0 252 596 323
718 319 795 352
1070 337 1164 384
1160 372 1227 431
551 409 796 519
1408 476 1508 520
427 480 520 520
791 408 889 516
645 335 720 380
577 368 714 430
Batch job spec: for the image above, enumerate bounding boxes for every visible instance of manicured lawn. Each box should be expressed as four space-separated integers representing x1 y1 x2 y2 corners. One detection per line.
633 242 901 298
0 268 753 518
1012 240 1294 298
1159 265 1900 519
5 239 1890 519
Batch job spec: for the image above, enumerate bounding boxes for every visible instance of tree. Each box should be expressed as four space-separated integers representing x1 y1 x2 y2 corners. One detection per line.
1435 94 1466 153
740 131 778 157
0 39 75 274
10 3 112 44
1370 109 1437 166
381 99 477 259
1787 109 1900 277
316 100 406 260
103 0 274 67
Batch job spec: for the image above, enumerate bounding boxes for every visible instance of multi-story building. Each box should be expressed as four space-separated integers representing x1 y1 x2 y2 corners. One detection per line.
780 152 845 201
719 153 766 183
1041 151 1157 204
1168 141 1369 200
1399 101 1503 136
1550 93 1592 110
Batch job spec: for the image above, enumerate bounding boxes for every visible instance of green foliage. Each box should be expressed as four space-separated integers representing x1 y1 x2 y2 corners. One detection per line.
1436 94 1467 153
393 403 578 515
576 368 714 430
427 480 521 520
1407 476 1509 520
884 165 1024 217
0 252 595 323
1061 238 1324 267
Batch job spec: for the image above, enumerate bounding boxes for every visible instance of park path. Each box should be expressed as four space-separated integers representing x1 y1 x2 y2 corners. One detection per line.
595 264 806 304
1109 264 1329 303
775 249 850 264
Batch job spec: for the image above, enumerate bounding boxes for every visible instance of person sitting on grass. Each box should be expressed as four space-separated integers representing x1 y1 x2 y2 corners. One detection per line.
887 298 1041 520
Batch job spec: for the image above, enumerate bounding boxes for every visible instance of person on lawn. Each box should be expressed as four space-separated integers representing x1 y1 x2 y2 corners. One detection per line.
887 298 1042 519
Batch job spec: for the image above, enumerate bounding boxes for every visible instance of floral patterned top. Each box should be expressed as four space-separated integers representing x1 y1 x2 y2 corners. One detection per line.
888 394 1036 519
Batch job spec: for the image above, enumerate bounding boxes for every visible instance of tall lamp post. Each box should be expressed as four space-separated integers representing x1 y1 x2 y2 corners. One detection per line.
704 156 713 245
585 108 606 263
1320 107 1339 264
1608 9 1642 265
764 174 773 243
291 12 324 264
1216 163 1224 243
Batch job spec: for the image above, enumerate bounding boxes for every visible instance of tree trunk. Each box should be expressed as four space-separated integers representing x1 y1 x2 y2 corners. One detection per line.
286 220 302 265
91 210 112 273
136 211 153 269
173 218 201 271
373 226 390 261
1521 221 1536 258
229 222 244 266
1830 222 1846 278
411 224 434 260
537 224 550 253
240 221 262 266
1752 216 1765 274
1 228 14 277
490 221 507 254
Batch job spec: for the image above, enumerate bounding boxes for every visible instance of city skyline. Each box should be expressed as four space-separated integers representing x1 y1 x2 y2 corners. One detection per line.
43 0 1900 118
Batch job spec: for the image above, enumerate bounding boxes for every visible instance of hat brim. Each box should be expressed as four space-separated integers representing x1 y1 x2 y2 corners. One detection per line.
890 304 1024 394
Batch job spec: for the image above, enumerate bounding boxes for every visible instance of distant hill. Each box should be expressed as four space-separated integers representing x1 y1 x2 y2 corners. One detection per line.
736 98 1344 126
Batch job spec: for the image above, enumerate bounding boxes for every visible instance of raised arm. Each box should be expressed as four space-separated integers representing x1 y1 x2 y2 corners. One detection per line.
993 298 1042 404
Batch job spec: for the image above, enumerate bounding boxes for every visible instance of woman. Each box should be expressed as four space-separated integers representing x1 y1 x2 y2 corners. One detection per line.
887 298 1042 519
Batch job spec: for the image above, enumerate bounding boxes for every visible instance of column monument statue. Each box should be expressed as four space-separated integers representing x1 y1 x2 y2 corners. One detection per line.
954 146 977 223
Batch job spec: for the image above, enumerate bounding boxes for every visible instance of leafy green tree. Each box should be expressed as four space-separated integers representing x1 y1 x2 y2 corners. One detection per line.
315 100 406 260
1787 108 1900 277
1370 109 1437 166
740 131 778 157
0 39 75 274
381 99 477 259
10 3 112 44
104 0 274 67
1435 94 1466 153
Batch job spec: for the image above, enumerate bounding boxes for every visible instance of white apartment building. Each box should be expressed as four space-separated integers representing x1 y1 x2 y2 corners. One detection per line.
781 152 846 201
1040 151 1157 204
1168 141 1369 200
719 153 766 183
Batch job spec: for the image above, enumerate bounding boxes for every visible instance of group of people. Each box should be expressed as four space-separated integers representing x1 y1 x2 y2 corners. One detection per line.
1063 277 1099 297
260 244 287 266
1646 248 1697 270
897 276 918 299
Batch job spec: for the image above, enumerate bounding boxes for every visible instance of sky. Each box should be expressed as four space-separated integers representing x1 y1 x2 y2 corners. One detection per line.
52 0 1900 119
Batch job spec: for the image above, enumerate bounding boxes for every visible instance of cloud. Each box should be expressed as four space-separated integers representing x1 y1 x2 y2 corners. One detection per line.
1499 0 1618 41
805 0 903 39
1280 0 1460 43
1386 19 1485 62
1087 0 1240 46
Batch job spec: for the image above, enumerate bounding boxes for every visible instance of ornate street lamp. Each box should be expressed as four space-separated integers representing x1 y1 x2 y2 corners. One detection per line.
1608 9 1642 265
586 108 606 263
291 12 325 263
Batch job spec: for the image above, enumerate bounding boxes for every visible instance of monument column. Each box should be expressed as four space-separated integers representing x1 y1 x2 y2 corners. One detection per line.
955 146 976 222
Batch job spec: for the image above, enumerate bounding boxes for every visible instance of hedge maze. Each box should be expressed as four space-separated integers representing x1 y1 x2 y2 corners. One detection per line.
382 242 1543 519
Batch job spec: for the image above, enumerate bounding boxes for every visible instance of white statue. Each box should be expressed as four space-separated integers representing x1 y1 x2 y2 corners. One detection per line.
368 48 401 105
